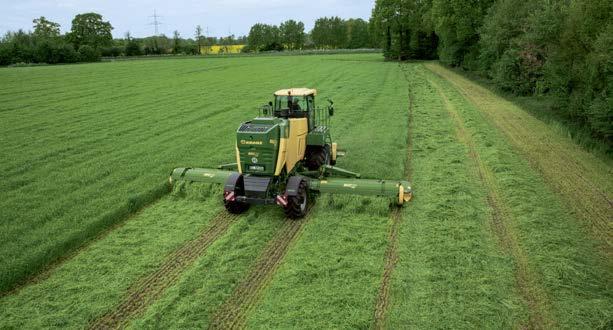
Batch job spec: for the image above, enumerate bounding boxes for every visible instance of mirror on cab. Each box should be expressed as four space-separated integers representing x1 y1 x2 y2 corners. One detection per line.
327 99 334 116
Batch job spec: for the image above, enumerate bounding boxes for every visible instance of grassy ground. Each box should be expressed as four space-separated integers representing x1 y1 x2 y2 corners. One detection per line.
426 63 612 250
0 186 222 328
386 64 526 328
131 58 407 328
0 54 353 292
0 55 610 328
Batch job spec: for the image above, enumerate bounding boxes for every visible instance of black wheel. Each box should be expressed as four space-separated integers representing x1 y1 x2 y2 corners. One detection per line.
225 199 250 214
284 180 308 219
305 146 329 170
224 175 250 214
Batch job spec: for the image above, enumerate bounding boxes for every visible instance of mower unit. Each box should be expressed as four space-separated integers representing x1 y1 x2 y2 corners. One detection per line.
170 88 412 218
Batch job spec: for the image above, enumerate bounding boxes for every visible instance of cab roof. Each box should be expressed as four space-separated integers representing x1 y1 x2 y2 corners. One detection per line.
274 88 317 97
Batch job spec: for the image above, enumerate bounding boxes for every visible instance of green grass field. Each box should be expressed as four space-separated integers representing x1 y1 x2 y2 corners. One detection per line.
0 54 610 328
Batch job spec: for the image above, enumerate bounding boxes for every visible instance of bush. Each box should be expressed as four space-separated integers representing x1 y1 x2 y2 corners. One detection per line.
125 40 142 56
261 42 284 52
100 46 123 57
0 43 12 66
78 45 100 62
182 44 199 55
58 44 78 63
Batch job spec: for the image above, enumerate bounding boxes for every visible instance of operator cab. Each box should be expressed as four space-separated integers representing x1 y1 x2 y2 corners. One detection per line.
272 88 316 119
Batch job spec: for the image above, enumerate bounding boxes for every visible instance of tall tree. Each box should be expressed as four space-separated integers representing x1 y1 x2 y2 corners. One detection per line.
280 20 305 50
32 16 60 38
430 0 494 68
67 13 113 49
247 23 282 51
195 25 204 54
172 30 181 54
311 17 347 49
124 31 141 56
345 18 370 48
371 0 437 60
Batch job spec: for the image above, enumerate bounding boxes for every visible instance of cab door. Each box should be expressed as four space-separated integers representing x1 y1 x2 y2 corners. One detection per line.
306 95 315 131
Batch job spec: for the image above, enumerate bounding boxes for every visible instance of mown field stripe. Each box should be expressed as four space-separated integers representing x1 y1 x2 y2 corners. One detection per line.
0 182 171 297
373 64 414 329
424 63 612 250
427 74 555 328
90 211 239 329
1 186 169 299
208 216 309 329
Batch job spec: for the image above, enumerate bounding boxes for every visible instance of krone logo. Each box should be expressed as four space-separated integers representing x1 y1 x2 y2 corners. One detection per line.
343 183 358 189
240 140 262 145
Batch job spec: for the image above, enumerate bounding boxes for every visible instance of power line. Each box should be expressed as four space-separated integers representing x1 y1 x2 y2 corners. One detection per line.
148 9 163 36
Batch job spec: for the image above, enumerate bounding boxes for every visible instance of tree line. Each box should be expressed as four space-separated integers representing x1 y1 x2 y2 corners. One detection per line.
0 14 114 65
1 14 375 66
0 13 248 66
244 17 373 52
371 0 612 147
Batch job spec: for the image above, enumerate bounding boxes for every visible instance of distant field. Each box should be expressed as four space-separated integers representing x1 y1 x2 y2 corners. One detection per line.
0 54 610 328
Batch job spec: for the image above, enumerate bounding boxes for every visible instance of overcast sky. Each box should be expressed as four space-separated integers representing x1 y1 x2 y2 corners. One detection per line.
1 0 375 39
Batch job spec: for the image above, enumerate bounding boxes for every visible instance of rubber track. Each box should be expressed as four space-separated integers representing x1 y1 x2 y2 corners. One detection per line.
208 216 309 329
427 73 554 329
373 64 415 329
89 211 238 330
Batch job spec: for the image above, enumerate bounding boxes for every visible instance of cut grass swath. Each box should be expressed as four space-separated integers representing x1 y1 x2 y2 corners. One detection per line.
208 214 309 329
0 186 225 328
127 208 286 329
425 62 612 251
427 73 554 328
373 63 415 329
90 210 239 329
386 64 528 328
422 63 612 328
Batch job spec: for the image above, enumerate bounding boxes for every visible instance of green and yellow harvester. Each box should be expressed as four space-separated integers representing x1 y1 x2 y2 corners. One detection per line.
170 88 412 218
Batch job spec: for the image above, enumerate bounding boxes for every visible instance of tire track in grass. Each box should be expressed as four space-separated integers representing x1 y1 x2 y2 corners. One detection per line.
208 216 310 329
373 209 402 330
373 64 414 330
89 211 239 330
426 74 554 329
424 63 612 250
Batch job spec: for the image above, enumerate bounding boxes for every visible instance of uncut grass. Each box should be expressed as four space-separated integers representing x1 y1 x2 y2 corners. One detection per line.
386 64 526 328
245 62 408 328
0 184 223 329
126 57 404 328
423 65 612 328
0 54 375 292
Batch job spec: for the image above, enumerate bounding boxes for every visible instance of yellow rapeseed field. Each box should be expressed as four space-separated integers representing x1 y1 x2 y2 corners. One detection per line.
201 44 245 54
